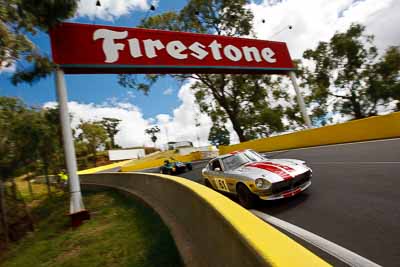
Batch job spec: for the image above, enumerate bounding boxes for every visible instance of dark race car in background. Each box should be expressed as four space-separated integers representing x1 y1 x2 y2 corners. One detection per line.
160 158 193 175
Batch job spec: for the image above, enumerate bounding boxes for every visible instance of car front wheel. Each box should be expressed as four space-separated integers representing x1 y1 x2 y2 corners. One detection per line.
237 183 257 209
204 179 213 189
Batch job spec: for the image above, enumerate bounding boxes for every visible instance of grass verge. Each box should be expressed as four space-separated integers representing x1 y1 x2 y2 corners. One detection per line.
0 190 183 267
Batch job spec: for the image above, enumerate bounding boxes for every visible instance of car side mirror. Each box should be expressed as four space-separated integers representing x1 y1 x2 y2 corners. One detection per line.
214 167 221 172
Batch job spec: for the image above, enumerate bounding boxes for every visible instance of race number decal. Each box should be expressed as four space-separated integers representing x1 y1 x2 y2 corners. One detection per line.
214 178 230 192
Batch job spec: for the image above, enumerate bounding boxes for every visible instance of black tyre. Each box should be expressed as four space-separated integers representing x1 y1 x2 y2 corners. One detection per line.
187 164 193 171
204 179 213 189
237 183 257 209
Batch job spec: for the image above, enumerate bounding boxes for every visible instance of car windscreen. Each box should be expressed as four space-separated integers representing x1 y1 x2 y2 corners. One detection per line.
222 154 251 171
244 150 265 161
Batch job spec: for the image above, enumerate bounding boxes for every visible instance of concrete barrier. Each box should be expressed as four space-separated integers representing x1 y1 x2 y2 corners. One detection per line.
219 112 400 154
80 172 329 267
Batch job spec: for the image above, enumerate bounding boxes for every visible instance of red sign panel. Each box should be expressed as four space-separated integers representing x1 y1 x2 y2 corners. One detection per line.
49 22 295 74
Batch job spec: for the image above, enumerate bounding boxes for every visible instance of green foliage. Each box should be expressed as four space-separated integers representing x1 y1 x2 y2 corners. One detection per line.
77 121 108 165
0 97 36 180
0 97 65 181
208 123 230 147
119 0 287 141
145 126 160 145
193 74 286 141
0 0 78 84
100 117 122 149
1 191 182 267
302 24 400 120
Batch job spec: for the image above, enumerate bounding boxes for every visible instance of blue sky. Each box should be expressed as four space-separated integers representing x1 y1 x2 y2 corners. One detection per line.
1 0 398 148
0 0 187 118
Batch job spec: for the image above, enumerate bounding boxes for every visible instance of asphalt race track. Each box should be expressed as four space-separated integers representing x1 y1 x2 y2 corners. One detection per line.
164 138 400 266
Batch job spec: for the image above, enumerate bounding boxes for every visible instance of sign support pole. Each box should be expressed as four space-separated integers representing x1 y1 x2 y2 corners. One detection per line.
54 68 89 227
289 71 312 128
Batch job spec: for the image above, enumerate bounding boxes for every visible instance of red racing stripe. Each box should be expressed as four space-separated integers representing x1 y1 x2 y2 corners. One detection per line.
282 188 302 198
264 162 295 172
245 162 293 180
230 150 245 155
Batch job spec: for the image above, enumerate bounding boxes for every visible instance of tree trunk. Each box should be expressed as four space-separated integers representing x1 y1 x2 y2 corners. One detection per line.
10 178 17 200
28 180 33 198
0 179 9 246
111 137 115 149
93 149 97 166
225 109 247 142
350 92 364 119
44 165 51 196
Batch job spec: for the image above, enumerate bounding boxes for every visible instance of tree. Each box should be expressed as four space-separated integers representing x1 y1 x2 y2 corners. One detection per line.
0 0 78 84
119 0 287 142
0 97 41 245
145 126 160 147
77 121 108 166
208 123 230 147
100 117 122 149
35 107 63 195
302 24 400 121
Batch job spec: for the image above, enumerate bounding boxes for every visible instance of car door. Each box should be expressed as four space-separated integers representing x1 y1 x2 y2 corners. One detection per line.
218 160 237 193
208 159 230 193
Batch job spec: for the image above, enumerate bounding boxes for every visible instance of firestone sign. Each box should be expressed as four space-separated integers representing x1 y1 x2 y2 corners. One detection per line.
50 22 295 74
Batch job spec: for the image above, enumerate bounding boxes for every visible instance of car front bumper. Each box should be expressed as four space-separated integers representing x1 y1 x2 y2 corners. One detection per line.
259 180 312 200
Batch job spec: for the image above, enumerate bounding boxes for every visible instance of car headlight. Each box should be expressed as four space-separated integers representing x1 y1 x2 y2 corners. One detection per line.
255 178 271 189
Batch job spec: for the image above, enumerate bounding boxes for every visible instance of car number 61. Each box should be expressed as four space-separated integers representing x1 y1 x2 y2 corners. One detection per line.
214 178 230 192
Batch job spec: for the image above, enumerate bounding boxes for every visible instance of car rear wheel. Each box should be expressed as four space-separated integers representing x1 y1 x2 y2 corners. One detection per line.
237 184 257 209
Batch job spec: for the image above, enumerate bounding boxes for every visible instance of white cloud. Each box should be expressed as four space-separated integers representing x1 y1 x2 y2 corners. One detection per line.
0 61 16 73
76 0 149 21
162 88 174 95
43 81 215 149
44 101 152 147
249 0 399 59
154 81 214 148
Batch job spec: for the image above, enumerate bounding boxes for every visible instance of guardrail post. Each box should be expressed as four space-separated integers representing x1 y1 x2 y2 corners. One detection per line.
289 71 312 128
54 68 90 226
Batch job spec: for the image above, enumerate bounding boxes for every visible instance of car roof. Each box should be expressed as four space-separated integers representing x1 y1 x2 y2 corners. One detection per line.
213 149 251 160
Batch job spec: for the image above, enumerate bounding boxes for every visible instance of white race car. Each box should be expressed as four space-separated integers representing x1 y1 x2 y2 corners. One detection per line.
202 149 312 208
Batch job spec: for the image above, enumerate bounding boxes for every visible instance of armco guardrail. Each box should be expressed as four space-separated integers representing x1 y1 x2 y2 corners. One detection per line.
80 173 329 267
219 112 400 154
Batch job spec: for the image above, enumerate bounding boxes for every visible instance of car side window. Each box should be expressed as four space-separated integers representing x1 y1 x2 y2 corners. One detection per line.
211 159 222 171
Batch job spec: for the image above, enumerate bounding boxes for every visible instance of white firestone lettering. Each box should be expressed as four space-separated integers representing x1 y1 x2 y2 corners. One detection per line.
242 46 262 62
208 40 223 60
166 40 188 59
128 38 142 58
224 45 242 62
93 28 278 64
261 47 276 63
143 39 165 58
93 29 127 63
189 42 208 60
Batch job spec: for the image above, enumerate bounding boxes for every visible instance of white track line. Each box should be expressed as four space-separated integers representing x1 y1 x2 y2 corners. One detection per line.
263 137 400 154
311 162 399 164
250 210 382 267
